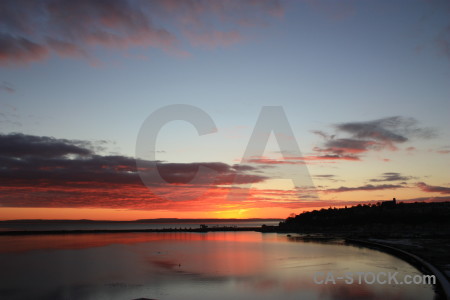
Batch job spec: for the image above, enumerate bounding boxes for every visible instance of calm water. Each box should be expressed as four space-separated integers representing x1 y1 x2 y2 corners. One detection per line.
0 220 280 232
0 232 436 300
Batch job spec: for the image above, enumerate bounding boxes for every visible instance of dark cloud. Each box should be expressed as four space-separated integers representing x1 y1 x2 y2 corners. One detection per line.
370 172 413 182
336 116 435 142
0 133 267 209
313 138 374 160
0 133 92 158
325 138 371 151
323 184 404 193
417 182 450 194
314 174 336 179
312 116 435 160
400 196 450 203
147 161 267 185
336 118 406 144
231 164 258 172
0 0 283 66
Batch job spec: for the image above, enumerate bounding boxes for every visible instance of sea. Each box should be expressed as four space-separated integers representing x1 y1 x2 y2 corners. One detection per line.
0 221 438 299
0 219 281 232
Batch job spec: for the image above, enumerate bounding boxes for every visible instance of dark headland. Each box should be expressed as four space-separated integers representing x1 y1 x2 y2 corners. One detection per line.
269 200 450 299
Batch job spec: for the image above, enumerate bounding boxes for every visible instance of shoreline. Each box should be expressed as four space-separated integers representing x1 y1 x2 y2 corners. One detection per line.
286 234 450 300
345 238 450 300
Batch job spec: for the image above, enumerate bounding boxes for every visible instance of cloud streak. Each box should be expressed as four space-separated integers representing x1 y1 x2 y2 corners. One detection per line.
322 184 404 193
417 182 450 194
369 172 413 182
0 0 283 66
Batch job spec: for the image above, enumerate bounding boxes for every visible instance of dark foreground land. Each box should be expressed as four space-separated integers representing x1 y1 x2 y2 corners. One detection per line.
274 201 450 268
273 201 450 298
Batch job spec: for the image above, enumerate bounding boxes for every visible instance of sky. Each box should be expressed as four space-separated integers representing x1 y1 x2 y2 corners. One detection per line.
0 0 449 220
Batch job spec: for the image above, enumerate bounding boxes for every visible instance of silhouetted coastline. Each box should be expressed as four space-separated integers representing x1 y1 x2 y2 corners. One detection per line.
273 200 450 299
276 200 450 237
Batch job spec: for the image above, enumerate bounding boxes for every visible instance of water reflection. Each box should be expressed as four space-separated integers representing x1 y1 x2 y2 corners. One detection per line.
0 232 437 300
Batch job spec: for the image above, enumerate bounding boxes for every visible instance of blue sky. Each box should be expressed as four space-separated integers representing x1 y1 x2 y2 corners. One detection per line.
0 0 449 219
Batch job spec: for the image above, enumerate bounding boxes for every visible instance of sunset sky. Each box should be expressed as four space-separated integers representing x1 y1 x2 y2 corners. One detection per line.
1 0 449 220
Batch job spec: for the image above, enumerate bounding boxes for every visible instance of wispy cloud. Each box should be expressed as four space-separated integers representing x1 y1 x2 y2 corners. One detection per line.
246 156 306 165
435 146 450 154
313 174 342 183
322 184 404 193
417 182 450 194
369 172 413 182
313 174 337 179
0 0 283 66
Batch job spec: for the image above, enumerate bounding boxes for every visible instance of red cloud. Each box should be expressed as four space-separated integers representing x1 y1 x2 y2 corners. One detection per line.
435 146 450 154
1 133 308 212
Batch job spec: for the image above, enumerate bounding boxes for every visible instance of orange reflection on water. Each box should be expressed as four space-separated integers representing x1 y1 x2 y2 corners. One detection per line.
0 232 437 300
0 231 266 254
